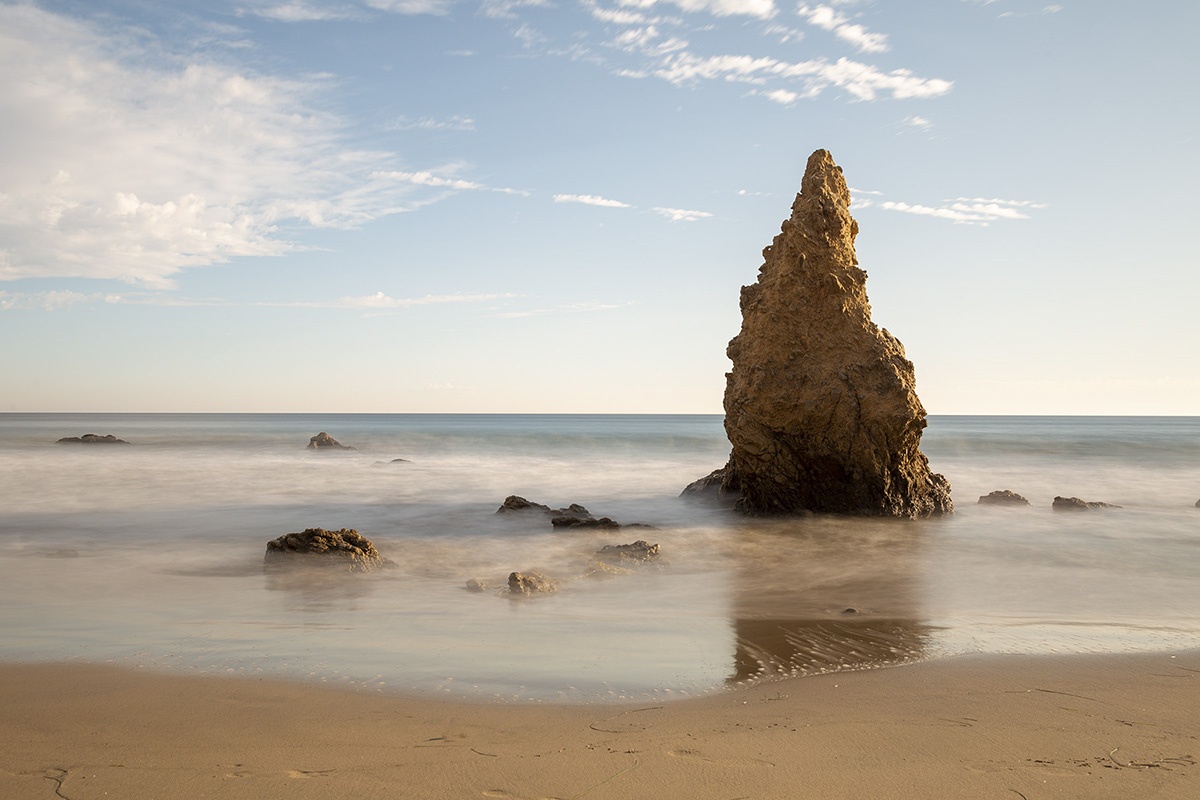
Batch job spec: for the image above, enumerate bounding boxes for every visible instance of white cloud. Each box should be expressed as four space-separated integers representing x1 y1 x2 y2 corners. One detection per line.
373 170 485 190
0 288 520 313
242 2 362 21
796 4 889 53
655 52 952 100
330 291 518 309
553 194 634 208
0 5 456 287
757 87 799 104
385 114 476 131
900 114 933 131
478 0 553 20
652 207 714 221
880 197 1045 225
364 0 456 14
615 0 777 19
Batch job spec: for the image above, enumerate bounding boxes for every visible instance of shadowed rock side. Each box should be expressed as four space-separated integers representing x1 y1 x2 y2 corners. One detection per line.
718 149 952 518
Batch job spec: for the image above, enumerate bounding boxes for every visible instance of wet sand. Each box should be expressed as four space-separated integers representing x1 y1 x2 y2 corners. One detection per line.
2 652 1197 799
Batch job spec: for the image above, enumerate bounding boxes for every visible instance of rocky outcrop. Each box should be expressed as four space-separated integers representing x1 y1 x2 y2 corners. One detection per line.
496 495 591 517
1052 496 1121 512
497 496 654 531
594 540 660 564
56 434 130 444
978 490 1029 506
712 149 951 518
508 571 557 595
307 432 354 450
264 528 393 572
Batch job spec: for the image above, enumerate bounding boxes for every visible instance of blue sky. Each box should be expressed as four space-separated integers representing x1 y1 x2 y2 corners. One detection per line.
1 0 1196 413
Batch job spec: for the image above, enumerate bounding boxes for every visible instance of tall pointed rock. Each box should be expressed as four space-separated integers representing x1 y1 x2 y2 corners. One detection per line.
720 149 952 517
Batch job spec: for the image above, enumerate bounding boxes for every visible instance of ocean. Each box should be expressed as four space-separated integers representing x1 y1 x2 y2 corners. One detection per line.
1 413 1197 702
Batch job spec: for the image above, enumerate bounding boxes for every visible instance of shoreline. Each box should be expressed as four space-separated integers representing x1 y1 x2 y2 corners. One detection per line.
3 651 1197 799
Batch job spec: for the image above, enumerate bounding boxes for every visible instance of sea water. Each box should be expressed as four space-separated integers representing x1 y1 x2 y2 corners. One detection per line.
0 414 1196 702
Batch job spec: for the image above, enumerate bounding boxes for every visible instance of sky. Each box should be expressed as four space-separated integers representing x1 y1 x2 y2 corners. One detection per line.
0 0 1196 414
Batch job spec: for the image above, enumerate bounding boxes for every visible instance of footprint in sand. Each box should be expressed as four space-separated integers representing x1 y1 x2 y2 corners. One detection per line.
287 768 337 778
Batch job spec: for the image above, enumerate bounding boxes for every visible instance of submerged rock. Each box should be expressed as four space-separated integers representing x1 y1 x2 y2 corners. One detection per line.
1052 496 1121 512
307 432 355 450
465 578 490 592
978 490 1030 506
507 571 557 595
711 149 951 518
496 495 591 517
594 540 661 564
551 515 621 530
263 528 392 572
56 433 130 444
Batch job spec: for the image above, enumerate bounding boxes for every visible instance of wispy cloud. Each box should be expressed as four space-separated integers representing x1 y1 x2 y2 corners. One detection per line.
0 289 519 312
655 53 951 100
478 0 554 20
385 114 476 131
325 291 518 309
0 5 463 287
241 2 363 22
363 0 456 15
796 4 889 53
880 197 1046 225
652 207 714 221
553 194 633 208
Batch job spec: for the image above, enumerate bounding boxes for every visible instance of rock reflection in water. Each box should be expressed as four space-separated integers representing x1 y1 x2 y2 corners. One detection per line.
264 565 376 612
729 516 933 684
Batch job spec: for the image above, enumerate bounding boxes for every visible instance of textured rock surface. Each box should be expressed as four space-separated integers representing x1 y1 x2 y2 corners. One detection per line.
1052 496 1121 512
507 571 557 595
978 490 1030 506
307 432 355 450
56 433 130 444
263 528 392 572
495 495 591 517
718 149 952 517
593 540 661 564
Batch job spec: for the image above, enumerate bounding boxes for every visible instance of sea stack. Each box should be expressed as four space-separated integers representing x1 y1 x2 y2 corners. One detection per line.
718 149 952 517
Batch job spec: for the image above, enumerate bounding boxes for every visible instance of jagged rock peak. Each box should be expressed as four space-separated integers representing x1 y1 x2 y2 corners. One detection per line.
718 149 952 518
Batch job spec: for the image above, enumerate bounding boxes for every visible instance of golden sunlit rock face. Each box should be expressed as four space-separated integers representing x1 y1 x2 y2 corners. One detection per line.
722 149 952 517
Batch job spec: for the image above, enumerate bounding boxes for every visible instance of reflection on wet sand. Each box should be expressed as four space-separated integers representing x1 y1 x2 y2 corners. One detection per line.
264 565 376 612
729 516 934 684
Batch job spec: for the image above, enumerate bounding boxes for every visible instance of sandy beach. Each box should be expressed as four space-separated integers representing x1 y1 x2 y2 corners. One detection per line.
2 652 1197 800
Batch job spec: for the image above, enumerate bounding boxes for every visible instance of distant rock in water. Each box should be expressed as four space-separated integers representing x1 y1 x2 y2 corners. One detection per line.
1195 498 1199 508
56 434 130 444
594 540 660 564
698 149 951 518
307 432 355 450
508 571 557 595
496 495 591 517
496 495 655 531
264 528 393 572
1052 496 1121 512
978 490 1030 506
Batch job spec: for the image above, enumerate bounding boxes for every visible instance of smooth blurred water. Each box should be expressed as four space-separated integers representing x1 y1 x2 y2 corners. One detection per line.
0 413 1197 701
